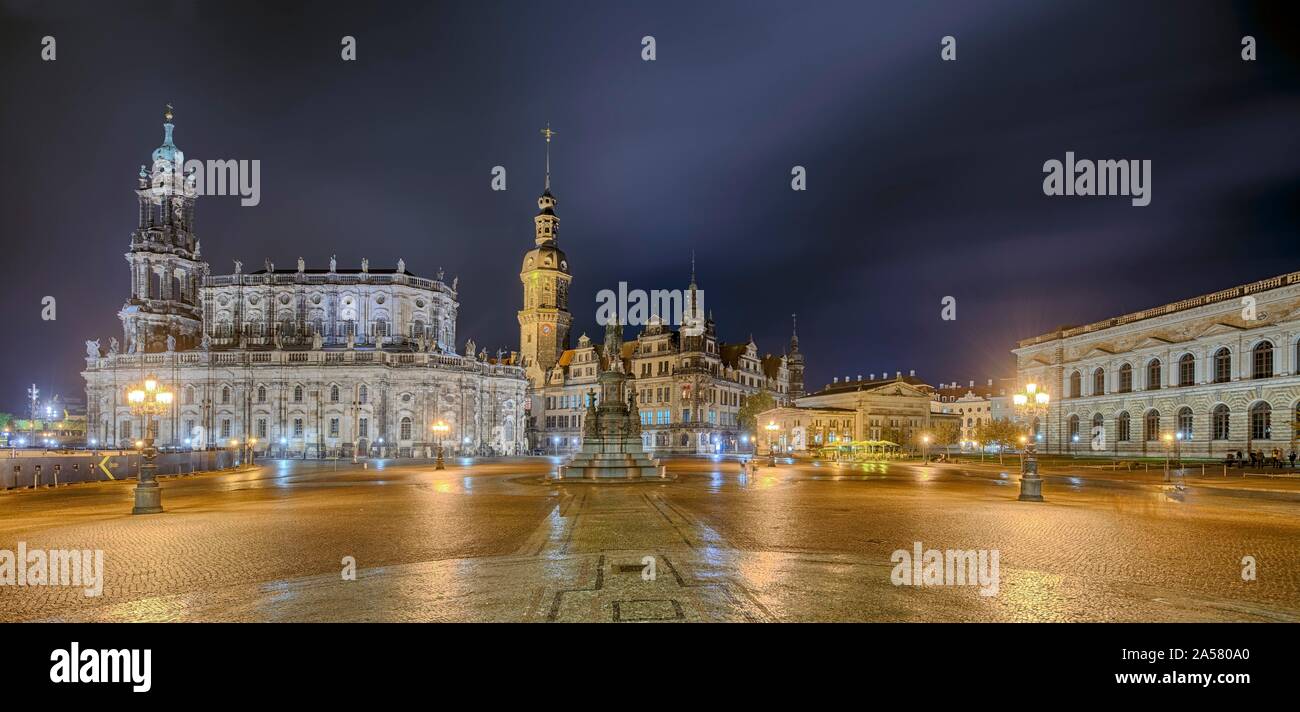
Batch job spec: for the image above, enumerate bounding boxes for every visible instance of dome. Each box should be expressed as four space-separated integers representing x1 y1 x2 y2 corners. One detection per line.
522 242 568 273
151 106 182 167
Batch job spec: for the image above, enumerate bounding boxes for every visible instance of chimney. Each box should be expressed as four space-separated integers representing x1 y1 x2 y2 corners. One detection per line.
969 380 975 387
987 378 993 386
869 373 875 380
909 369 915 377
857 374 862 381
895 371 901 379
833 377 839 384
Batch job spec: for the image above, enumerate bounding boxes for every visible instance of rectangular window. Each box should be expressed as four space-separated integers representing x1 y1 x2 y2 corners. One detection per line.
221 419 231 438
184 419 195 439
329 418 339 438
256 419 267 439
359 418 369 438
293 418 304 437
120 421 132 440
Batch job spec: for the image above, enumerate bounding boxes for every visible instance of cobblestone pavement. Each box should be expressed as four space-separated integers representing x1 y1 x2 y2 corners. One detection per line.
1 456 1297 622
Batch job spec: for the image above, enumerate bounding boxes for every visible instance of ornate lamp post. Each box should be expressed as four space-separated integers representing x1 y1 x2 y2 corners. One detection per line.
921 434 931 466
765 421 779 467
126 374 173 514
1011 382 1049 502
432 421 450 470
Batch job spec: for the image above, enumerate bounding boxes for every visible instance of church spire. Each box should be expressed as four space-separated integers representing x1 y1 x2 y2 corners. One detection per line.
540 123 556 193
534 125 560 246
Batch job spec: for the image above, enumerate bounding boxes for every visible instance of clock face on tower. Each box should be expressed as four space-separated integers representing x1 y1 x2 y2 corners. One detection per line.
542 325 552 335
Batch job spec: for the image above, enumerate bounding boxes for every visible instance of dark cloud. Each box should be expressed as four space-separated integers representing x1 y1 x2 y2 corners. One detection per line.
1 0 1297 410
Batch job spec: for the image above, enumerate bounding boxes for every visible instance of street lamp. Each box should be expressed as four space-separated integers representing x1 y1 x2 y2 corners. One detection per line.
1011 382 1049 502
765 421 779 467
432 421 450 470
921 434 931 466
125 374 173 514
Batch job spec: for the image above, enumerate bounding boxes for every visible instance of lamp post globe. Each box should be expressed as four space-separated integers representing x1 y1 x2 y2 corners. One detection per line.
1012 383 1049 502
432 421 450 470
125 374 172 514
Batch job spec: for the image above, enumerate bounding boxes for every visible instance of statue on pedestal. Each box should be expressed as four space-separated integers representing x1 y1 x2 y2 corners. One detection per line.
85 339 101 358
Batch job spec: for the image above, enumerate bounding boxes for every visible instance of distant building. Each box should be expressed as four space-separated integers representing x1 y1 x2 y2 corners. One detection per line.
81 109 528 457
759 371 943 453
930 379 1013 447
516 142 803 455
1015 269 1300 457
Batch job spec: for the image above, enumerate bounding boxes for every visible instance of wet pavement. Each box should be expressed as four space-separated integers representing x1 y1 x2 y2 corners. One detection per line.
1 456 1297 622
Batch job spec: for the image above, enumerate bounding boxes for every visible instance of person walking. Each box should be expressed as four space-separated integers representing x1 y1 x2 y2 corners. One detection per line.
1289 449 1296 469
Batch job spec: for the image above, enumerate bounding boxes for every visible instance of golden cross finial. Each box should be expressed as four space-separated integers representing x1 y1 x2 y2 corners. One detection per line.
164 103 174 123
540 124 556 142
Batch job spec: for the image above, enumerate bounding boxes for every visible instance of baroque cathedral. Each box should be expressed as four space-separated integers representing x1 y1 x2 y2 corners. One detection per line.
517 133 805 454
82 109 528 457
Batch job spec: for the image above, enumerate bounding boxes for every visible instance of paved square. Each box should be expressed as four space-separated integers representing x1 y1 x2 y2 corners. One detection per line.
1 457 1298 622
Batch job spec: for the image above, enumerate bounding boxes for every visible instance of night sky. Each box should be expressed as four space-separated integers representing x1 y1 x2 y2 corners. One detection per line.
1 1 1298 413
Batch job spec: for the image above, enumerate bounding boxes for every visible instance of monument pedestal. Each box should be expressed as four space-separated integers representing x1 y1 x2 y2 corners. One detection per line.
552 322 668 482
556 432 666 481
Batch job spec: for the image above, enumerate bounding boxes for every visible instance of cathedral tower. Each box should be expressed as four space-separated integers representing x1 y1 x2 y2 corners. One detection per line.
788 313 806 400
518 125 572 384
118 106 207 353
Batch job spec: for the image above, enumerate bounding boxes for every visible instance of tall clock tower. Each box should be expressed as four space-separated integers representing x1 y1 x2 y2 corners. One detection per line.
518 125 572 386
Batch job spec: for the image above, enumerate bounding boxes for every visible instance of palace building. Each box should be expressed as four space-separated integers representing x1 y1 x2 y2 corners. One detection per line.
82 109 528 457
1014 270 1300 457
516 133 803 454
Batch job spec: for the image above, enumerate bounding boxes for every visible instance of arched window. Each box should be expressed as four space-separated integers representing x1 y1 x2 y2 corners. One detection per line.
183 386 194 405
293 385 303 403
1069 371 1081 398
257 385 266 403
1117 411 1131 441
330 385 340 403
1031 417 1041 439
1176 406 1193 441
1068 414 1080 442
1178 353 1195 387
400 417 412 440
1118 363 1133 393
1252 341 1274 379
1213 348 1231 383
1093 368 1106 395
1250 402 1272 440
1146 359 1161 390
1091 413 1104 444
1144 410 1160 441
1212 404 1230 440
221 386 231 404
359 385 368 404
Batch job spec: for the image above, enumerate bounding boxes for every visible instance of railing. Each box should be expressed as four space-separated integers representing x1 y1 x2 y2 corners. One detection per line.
87 349 525 378
203 271 455 295
1019 270 1300 347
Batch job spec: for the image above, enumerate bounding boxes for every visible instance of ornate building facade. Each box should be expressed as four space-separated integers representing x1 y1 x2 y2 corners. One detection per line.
516 145 803 454
760 373 942 453
82 110 528 457
1014 270 1300 457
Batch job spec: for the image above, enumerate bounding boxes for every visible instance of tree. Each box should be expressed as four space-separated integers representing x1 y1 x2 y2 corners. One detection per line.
737 390 776 435
973 418 1023 465
929 420 961 451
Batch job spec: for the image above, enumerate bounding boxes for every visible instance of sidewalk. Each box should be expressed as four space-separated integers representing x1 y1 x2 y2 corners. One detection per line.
931 458 1300 497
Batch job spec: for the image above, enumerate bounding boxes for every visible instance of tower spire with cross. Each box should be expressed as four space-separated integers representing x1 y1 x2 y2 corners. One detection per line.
540 123 556 192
